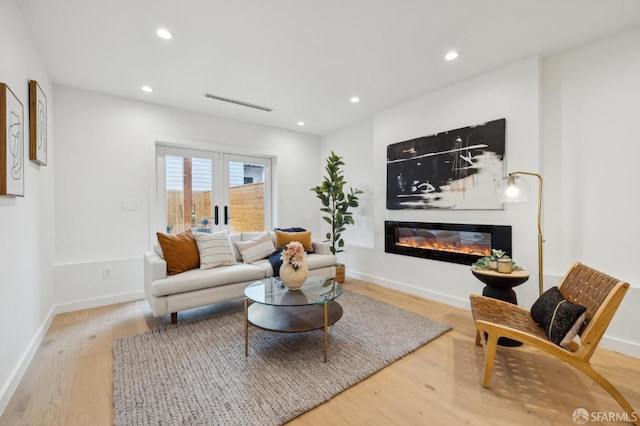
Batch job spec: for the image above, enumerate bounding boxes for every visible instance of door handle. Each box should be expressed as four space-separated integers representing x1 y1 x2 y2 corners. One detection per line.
224 206 230 225
214 206 219 225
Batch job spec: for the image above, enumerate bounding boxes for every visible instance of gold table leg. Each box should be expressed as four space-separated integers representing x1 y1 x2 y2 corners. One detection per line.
244 297 249 357
324 300 328 362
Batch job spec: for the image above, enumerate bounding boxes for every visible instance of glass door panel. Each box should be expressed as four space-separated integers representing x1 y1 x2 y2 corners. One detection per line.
225 154 271 233
157 146 221 235
157 146 272 236
165 155 214 234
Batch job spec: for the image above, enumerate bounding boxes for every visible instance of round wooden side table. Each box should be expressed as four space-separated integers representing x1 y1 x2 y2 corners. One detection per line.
471 268 530 305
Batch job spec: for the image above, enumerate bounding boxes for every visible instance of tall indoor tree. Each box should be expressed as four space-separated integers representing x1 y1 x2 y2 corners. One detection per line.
311 151 363 255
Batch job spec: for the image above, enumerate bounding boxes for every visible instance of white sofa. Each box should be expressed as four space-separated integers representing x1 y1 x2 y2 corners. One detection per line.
144 231 337 323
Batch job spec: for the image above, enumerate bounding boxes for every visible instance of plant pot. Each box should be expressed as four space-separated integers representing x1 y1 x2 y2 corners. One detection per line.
497 258 513 274
335 263 345 283
280 263 309 291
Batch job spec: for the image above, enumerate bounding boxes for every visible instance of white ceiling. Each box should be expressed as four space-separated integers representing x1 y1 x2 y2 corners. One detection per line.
17 0 640 136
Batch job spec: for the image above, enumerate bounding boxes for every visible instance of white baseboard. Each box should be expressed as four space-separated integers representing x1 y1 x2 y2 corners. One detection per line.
0 305 55 417
56 291 145 314
348 270 470 310
600 336 640 359
348 270 640 359
1 291 146 417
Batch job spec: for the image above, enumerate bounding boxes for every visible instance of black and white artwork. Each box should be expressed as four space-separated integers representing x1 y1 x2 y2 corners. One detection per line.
29 80 47 166
386 118 505 210
1 83 25 197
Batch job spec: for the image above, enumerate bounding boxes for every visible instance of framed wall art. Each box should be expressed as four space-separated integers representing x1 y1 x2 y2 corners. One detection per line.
29 80 47 166
386 118 505 210
0 83 25 197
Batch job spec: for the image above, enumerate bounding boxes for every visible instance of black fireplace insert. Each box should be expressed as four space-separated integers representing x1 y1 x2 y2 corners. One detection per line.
384 221 512 266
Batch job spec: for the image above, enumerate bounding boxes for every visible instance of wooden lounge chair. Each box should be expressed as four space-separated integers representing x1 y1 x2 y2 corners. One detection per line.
470 262 639 425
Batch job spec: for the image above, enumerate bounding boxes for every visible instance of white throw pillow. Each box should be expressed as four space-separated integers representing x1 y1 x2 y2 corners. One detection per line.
235 232 276 263
193 231 237 269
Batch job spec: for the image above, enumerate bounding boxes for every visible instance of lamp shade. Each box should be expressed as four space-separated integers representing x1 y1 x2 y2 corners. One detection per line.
495 175 531 203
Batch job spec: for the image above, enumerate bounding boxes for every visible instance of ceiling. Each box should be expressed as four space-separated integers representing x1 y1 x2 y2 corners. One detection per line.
16 0 640 136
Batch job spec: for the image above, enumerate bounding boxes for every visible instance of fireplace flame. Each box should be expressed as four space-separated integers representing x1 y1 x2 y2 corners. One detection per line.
397 237 491 257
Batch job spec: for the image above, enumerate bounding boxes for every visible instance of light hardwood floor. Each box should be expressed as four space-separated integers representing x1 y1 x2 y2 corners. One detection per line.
1 279 639 425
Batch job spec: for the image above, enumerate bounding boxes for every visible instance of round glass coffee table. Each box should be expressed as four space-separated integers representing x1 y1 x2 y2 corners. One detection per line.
244 277 343 362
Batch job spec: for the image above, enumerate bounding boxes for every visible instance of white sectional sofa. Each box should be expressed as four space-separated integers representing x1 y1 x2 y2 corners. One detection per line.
144 231 337 323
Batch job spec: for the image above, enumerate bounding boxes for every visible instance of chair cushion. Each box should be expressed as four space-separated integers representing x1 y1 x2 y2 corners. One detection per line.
156 230 200 275
305 253 338 270
193 231 237 270
151 263 266 296
531 286 587 349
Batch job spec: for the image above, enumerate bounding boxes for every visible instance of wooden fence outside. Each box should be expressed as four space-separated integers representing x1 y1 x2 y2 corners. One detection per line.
166 183 264 234
229 182 264 233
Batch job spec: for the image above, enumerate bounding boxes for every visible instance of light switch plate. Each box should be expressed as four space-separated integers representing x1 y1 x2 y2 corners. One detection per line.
122 199 139 211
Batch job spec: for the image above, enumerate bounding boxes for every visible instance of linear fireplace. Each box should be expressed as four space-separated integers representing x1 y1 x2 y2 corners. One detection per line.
384 221 512 266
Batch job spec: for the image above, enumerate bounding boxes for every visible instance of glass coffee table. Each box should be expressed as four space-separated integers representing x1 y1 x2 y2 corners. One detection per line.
244 277 343 362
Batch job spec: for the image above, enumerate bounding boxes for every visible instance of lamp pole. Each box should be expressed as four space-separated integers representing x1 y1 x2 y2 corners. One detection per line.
508 171 544 296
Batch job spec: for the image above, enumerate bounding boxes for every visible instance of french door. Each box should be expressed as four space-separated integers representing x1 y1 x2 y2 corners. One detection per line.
156 146 272 234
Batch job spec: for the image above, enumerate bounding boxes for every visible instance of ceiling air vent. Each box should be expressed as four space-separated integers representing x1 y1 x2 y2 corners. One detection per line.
203 93 273 112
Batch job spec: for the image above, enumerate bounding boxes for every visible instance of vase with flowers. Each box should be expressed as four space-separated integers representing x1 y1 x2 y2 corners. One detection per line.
280 241 309 290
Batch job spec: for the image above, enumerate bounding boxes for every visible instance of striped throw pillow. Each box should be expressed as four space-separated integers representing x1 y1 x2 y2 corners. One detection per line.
235 232 276 263
193 231 237 269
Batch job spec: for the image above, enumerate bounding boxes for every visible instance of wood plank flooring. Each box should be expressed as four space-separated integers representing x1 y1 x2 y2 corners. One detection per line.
1 279 639 425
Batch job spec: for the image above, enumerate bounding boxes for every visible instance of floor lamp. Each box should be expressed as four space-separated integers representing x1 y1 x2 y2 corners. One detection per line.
495 171 545 296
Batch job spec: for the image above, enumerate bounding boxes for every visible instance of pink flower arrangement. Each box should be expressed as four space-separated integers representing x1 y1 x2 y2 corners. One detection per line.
281 241 307 270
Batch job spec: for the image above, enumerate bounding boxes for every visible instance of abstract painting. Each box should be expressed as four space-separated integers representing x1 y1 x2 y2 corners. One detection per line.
29 80 47 166
0 83 24 197
386 118 505 210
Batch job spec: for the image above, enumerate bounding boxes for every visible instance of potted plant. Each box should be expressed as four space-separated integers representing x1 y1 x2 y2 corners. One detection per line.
472 249 521 273
311 151 363 282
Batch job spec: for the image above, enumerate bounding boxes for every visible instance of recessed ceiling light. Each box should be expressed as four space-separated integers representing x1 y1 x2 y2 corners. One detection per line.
350 96 360 103
445 51 459 61
141 86 153 93
297 121 305 126
156 28 173 40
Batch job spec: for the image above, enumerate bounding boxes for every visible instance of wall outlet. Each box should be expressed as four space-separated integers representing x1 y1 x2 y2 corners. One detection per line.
103 267 112 279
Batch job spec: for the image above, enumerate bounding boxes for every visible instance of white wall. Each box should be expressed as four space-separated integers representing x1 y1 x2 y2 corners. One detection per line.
52 86 322 310
0 0 56 414
542 26 640 355
321 29 640 357
322 56 542 308
542 27 640 280
318 120 375 254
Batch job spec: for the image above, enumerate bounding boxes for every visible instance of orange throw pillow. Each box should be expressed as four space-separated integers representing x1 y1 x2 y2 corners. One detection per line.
156 230 200 275
275 230 313 252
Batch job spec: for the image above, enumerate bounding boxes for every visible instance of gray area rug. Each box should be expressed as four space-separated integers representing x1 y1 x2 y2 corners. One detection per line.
113 290 451 425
